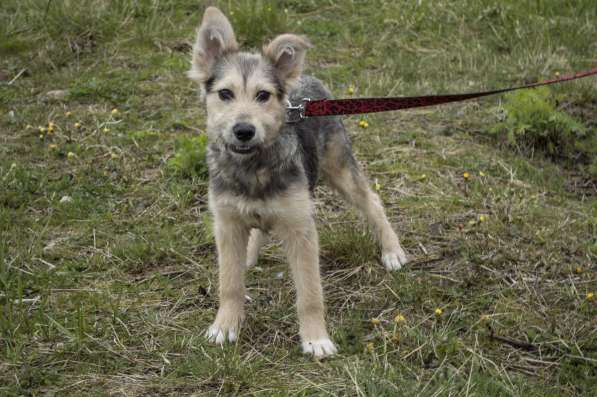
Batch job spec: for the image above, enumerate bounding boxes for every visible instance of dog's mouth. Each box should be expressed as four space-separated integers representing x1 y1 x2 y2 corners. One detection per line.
227 144 258 155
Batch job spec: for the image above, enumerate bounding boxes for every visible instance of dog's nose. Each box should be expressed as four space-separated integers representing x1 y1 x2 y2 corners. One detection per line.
233 123 255 142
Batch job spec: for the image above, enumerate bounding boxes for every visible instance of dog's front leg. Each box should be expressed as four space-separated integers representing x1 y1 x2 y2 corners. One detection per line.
276 217 337 357
206 209 249 344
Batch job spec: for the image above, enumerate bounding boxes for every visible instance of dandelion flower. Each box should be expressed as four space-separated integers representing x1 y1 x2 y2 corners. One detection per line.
65 111 72 117
111 108 119 115
110 153 118 159
479 171 486 177
575 266 583 274
49 144 58 150
463 171 470 179
67 151 76 159
370 318 381 326
394 314 406 324
587 292 594 301
347 85 355 94
102 127 110 133
479 215 487 222
358 119 369 128
555 71 560 77
373 178 381 192
434 308 443 316
38 126 46 133
74 122 82 129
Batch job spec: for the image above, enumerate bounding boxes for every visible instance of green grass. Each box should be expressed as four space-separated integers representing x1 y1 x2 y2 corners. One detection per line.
1 0 596 395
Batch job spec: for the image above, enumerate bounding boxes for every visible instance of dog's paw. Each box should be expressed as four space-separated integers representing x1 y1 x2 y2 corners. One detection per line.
205 323 239 344
302 338 337 358
382 246 408 271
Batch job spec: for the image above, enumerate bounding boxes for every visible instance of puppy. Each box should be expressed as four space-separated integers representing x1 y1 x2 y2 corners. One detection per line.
188 7 408 357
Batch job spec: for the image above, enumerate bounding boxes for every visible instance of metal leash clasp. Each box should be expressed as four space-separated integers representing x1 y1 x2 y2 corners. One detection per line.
285 98 309 123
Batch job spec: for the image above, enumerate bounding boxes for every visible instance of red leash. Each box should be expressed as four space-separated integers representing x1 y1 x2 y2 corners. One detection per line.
286 67 597 122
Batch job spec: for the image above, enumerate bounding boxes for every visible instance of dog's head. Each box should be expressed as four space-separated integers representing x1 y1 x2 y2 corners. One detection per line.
188 7 311 157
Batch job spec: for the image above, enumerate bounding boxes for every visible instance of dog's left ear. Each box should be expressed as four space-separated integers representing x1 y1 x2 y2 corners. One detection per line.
264 34 312 90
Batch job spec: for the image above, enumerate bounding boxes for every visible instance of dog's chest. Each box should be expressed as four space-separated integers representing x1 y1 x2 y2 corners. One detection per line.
216 194 283 231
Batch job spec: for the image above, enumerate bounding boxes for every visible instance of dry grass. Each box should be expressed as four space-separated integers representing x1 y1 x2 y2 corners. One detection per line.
1 1 596 396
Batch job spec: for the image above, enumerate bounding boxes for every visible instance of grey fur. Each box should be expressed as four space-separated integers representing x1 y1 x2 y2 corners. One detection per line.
205 52 285 98
207 75 355 199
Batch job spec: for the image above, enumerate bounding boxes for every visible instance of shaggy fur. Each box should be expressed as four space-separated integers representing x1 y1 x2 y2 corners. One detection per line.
188 7 408 357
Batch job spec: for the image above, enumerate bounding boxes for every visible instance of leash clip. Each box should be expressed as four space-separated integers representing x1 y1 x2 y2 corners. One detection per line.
285 98 309 123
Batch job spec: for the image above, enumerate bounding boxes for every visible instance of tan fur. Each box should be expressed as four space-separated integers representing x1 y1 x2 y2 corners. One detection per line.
209 186 333 353
263 34 312 91
321 136 407 268
193 7 407 358
246 228 267 267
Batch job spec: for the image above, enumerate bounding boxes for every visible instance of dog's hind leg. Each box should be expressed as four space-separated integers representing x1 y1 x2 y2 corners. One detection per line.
246 228 267 267
206 210 249 344
321 133 408 270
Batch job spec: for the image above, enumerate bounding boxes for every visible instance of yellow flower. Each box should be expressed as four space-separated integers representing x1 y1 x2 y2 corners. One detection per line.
370 318 381 326
420 174 427 180
39 134 44 139
373 178 381 192
434 308 443 316
394 314 406 324
479 171 486 177
555 71 560 77
49 144 58 150
65 111 73 117
111 108 119 115
47 122 55 133
347 85 355 94
587 292 594 301
463 171 470 179
67 152 76 159
102 127 110 133
74 122 81 129
575 266 583 274
110 153 118 159
366 342 374 352
38 126 46 133
479 215 487 222
358 119 369 128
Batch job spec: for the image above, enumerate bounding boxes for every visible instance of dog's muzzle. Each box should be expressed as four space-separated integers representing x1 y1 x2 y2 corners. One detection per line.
227 144 257 154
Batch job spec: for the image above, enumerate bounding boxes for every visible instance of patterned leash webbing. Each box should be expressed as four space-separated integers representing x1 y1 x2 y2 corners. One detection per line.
301 67 597 118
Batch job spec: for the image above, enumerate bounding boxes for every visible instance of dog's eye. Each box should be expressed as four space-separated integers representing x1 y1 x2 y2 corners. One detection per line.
255 90 271 103
218 89 234 101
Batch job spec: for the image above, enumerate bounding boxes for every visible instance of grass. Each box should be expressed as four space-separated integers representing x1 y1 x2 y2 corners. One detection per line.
1 0 596 395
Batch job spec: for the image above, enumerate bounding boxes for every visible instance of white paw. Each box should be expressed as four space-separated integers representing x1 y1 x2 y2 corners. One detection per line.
302 338 337 358
205 323 238 344
382 247 408 271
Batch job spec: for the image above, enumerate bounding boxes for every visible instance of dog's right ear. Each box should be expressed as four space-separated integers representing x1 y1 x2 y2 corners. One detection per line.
188 7 238 84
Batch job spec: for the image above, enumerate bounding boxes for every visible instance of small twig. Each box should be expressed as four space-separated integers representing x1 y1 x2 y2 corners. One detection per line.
7 69 27 85
488 327 537 351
